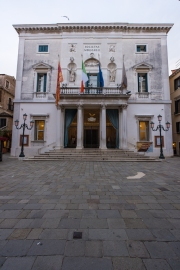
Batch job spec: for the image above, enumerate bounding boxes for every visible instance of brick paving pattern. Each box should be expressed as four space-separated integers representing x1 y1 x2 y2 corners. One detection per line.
0 154 180 269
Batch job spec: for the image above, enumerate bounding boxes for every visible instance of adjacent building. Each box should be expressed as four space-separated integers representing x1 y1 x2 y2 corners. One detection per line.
11 22 173 157
170 68 180 155
0 74 15 152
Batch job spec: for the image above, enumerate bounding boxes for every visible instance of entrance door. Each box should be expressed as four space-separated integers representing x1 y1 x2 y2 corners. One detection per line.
84 128 99 148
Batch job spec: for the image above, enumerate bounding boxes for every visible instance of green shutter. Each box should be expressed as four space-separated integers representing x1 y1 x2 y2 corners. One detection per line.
145 73 148 92
37 74 39 92
43 74 47 92
97 73 100 87
138 74 140 92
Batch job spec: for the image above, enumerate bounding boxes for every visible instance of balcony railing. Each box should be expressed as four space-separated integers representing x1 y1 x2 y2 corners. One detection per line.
61 87 123 95
7 104 13 111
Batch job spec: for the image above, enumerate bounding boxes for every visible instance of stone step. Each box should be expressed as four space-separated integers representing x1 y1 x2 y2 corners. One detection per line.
24 148 159 162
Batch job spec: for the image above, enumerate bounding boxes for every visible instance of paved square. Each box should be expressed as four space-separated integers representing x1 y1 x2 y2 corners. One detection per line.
0 154 180 269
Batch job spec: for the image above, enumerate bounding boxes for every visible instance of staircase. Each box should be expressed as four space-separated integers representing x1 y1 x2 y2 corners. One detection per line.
24 149 159 162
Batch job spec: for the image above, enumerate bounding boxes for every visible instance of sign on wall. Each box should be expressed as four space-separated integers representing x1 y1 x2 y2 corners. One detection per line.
84 45 101 52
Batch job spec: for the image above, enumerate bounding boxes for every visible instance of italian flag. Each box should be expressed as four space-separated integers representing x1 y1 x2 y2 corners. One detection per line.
80 61 88 93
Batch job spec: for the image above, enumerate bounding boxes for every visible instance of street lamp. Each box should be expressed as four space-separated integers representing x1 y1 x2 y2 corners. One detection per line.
150 114 170 159
15 113 34 157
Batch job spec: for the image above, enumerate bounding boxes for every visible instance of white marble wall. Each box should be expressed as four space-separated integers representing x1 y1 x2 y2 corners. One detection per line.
11 24 173 157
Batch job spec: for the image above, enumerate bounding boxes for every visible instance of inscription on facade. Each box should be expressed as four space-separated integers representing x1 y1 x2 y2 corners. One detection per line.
84 45 101 52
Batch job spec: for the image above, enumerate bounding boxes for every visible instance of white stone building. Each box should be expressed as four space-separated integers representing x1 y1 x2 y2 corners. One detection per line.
11 23 173 157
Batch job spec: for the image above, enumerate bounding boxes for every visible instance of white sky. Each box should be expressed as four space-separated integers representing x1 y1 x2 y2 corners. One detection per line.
0 0 180 77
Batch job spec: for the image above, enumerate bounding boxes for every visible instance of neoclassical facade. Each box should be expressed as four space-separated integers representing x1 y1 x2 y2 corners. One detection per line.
11 23 173 157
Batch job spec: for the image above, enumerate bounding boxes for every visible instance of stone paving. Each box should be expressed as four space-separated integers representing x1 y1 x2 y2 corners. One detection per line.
0 153 180 270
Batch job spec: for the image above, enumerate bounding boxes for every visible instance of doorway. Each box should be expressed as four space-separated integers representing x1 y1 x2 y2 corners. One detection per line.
84 109 100 148
84 128 99 148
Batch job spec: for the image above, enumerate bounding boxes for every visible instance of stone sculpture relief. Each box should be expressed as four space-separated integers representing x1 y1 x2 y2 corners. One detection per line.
69 68 76 82
69 44 76 52
107 61 117 82
67 58 77 82
109 45 115 52
84 59 99 67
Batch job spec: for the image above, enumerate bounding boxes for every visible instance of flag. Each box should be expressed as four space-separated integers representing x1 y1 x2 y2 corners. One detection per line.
98 63 104 87
56 60 63 105
121 59 127 89
80 61 88 93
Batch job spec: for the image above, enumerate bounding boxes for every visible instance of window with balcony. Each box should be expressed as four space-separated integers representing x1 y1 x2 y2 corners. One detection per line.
174 76 180 91
138 73 148 92
34 120 45 140
37 73 47 92
139 121 149 141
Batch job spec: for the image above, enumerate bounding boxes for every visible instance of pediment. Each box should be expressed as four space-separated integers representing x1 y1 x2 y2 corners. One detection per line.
32 62 52 70
133 62 153 71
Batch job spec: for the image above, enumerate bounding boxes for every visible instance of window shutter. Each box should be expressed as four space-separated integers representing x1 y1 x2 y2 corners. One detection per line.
145 73 148 92
43 74 47 92
37 74 39 92
138 74 140 92
97 73 100 87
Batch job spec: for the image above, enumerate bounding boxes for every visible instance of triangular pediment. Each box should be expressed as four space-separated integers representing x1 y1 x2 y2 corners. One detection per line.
133 62 153 70
32 62 52 70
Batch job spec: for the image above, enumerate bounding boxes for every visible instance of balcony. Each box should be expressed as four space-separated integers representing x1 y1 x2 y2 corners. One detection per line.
7 103 13 111
61 87 123 95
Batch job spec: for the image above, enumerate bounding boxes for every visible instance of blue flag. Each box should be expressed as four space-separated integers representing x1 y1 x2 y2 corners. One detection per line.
99 63 104 87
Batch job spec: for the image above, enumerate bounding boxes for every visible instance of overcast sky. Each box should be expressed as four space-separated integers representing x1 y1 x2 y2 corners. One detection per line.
0 0 179 77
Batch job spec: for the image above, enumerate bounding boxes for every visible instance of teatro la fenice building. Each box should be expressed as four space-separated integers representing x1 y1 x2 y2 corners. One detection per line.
11 22 173 157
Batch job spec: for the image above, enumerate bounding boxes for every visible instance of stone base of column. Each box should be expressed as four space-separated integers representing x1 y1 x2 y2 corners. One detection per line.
76 146 84 149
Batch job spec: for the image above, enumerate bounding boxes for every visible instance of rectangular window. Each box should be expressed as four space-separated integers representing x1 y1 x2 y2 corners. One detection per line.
5 80 10 89
136 45 147 52
38 45 48 52
174 76 180 91
37 73 47 92
176 122 180 133
0 118 7 128
34 120 45 140
175 100 180 114
139 121 149 141
138 73 148 92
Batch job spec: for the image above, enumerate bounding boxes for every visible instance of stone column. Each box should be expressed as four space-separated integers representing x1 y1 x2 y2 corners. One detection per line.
56 106 65 148
76 104 83 149
100 104 107 149
119 106 122 149
121 105 128 149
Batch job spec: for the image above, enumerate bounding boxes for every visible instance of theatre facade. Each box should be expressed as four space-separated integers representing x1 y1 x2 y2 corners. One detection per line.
11 23 173 157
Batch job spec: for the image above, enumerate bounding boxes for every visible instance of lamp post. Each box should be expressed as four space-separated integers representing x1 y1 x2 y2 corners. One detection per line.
15 113 34 157
150 114 170 159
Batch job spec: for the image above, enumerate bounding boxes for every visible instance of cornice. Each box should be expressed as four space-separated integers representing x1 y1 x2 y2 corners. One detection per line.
169 68 180 78
13 23 173 35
